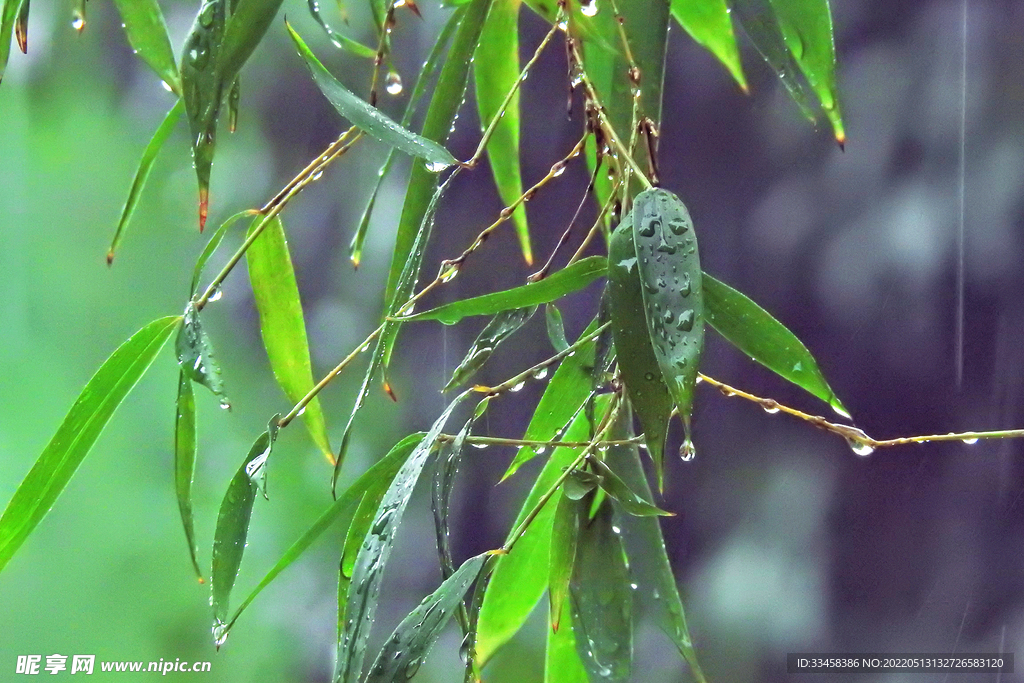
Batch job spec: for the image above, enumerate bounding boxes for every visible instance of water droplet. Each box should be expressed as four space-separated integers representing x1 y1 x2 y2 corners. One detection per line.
532 367 549 380
676 310 695 332
962 437 979 445
761 400 780 414
161 81 173 93
581 0 599 16
510 381 526 392
199 3 217 27
662 309 674 324
535 445 548 456
832 403 852 420
679 274 691 296
552 162 566 177
372 507 395 535
404 658 421 678
639 218 659 237
207 287 223 302
459 633 473 664
440 266 459 282
844 432 874 457
611 525 621 534
386 71 403 95
219 399 232 410
311 170 324 181
668 219 689 235
425 160 449 173
71 12 85 31
644 371 656 381
679 440 696 461
471 442 489 450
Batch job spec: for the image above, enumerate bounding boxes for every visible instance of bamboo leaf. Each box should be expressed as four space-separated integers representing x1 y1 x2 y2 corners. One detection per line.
569 499 632 682
216 0 287 85
589 457 673 517
670 0 746 91
0 316 181 574
632 188 704 456
287 22 457 169
545 304 569 353
14 0 26 54
307 0 376 58
211 416 280 647
548 491 581 632
246 215 332 460
191 210 252 295
107 99 185 265
0 0 26 85
399 256 606 325
563 470 600 500
703 272 849 417
432 417 475 583
545 600 589 683
364 553 489 683
474 0 531 264
176 302 229 407
444 307 536 392
335 393 470 683
112 0 181 93
174 370 203 582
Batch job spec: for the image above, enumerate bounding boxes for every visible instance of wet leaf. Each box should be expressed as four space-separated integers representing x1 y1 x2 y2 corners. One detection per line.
399 256 606 325
604 406 706 682
589 457 672 517
0 316 181 574
0 0 27 85
444 307 536 391
569 499 632 682
246 215 332 461
364 553 489 683
432 418 473 584
608 210 672 486
108 99 185 265
190 210 252 295
703 272 848 416
112 0 181 93
548 491 582 632
287 22 457 169
176 302 228 406
545 303 570 353
174 370 203 582
670 0 746 91
335 392 470 683
227 77 240 132
307 0 376 58
545 599 589 683
632 188 704 454
217 0 286 86
211 416 280 646
474 0 531 264
563 470 601 500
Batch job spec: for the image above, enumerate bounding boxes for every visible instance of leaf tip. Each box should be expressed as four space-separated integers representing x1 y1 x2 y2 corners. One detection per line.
105 250 115 266
199 188 209 232
836 133 846 152
383 381 398 402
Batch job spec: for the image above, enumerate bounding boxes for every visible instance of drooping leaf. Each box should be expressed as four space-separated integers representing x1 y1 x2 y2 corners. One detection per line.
0 316 181 574
219 432 421 639
112 0 181 93
765 0 844 143
176 302 228 407
548 491 582 632
545 599 589 683
107 99 185 265
174 370 203 582
570 499 632 682
563 469 601 500
0 0 27 85
246 215 332 461
474 0 531 264
632 188 704 456
211 416 280 646
432 417 474 584
191 210 253 295
307 0 376 58
364 553 489 683
287 22 457 169
443 307 536 392
545 303 569 353
670 0 746 91
604 406 706 682
703 272 849 416
588 457 672 517
335 392 470 683
608 210 672 486
399 256 606 325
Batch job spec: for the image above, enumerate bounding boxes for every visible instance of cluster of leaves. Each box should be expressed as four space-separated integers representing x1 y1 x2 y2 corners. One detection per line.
0 0 849 680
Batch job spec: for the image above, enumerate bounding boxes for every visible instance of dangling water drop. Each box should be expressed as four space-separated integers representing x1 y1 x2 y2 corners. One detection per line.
386 71 403 96
962 437 979 445
509 381 526 393
679 440 696 461
71 11 85 31
531 367 549 380
846 438 874 457
761 400 780 414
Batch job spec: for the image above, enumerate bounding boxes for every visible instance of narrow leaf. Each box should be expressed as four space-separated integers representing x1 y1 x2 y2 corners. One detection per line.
191 210 253 295
112 0 181 93
176 302 229 406
365 554 489 683
545 304 569 353
432 418 473 582
175 370 203 582
246 215 332 460
108 99 185 265
545 599 589 683
589 457 673 517
548 491 581 632
444 307 535 391
287 22 457 168
563 470 600 501
400 256 606 325
14 0 26 54
216 0 287 85
670 0 747 91
211 416 280 646
703 272 849 416
0 0 26 85
307 0 376 58
335 393 470 683
0 316 181 574
228 76 240 132
474 0 531 264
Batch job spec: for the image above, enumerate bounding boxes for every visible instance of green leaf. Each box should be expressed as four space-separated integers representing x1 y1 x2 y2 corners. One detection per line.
365 553 489 683
608 210 672 487
216 0 287 86
545 304 569 353
246 215 332 460
670 0 747 91
632 188 704 455
563 470 600 500
432 418 475 584
227 76 240 132
569 499 632 682
107 99 185 265
287 22 457 169
335 393 470 683
545 600 589 683
399 256 606 325
0 0 26 85
307 0 376 58
474 0 531 264
589 457 672 517
444 307 536 392
0 315 180 574
548 491 581 632
112 0 181 93
765 0 844 143
703 272 849 416
476 398 594 666
191 210 252 295
219 432 420 639
604 407 706 682
176 302 229 407
174 370 203 582
211 416 280 646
